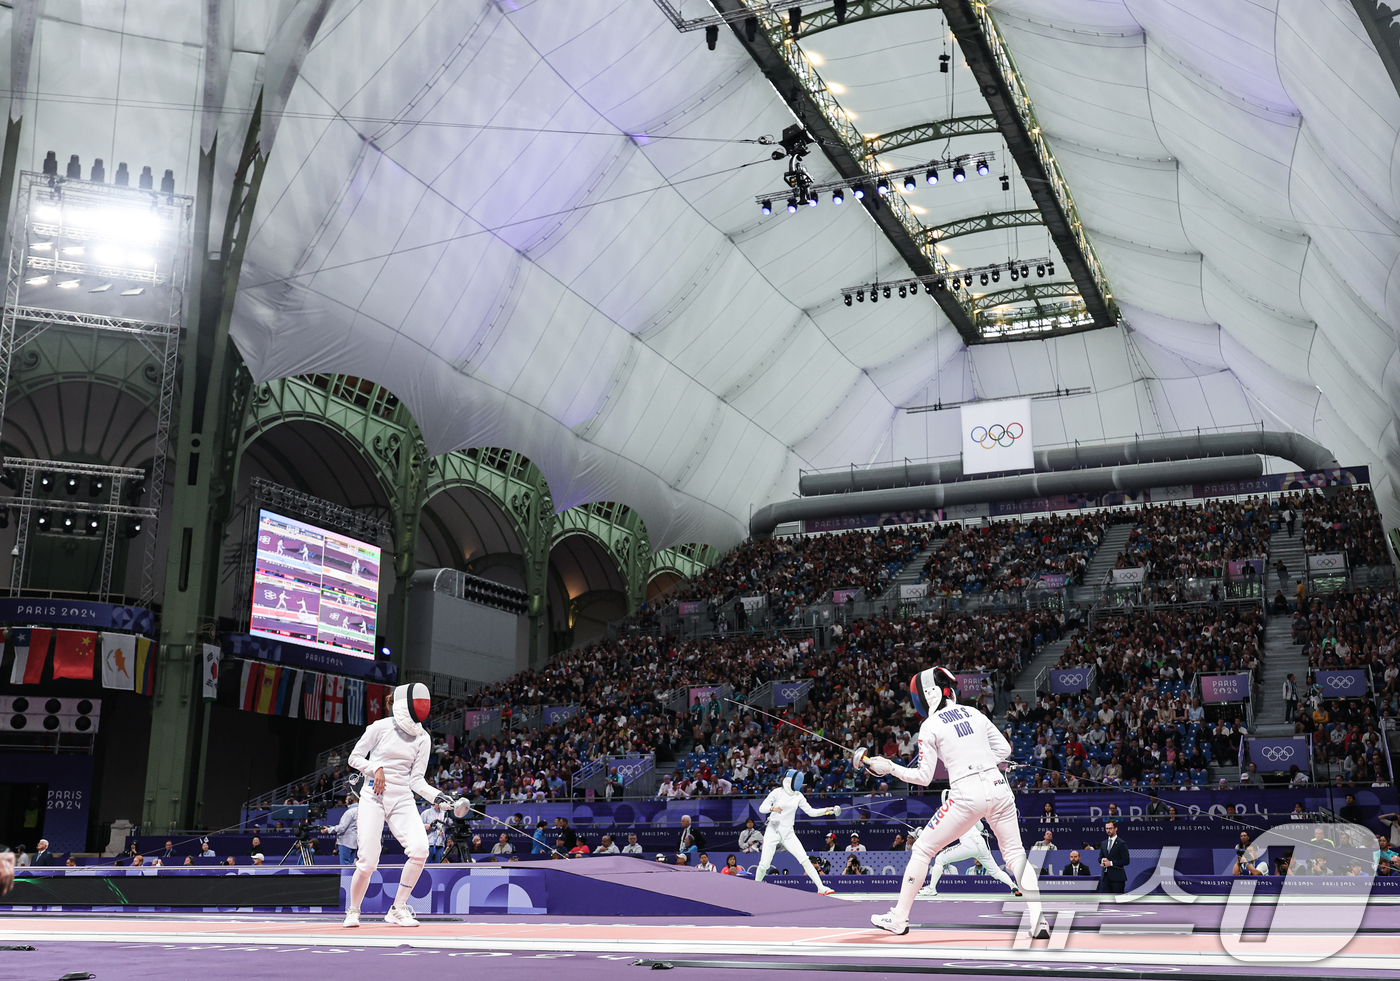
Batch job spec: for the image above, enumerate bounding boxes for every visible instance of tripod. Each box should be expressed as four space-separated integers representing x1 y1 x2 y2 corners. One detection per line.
279 838 315 866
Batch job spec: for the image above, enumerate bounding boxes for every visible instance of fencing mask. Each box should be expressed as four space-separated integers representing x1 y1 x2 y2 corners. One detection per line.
393 682 431 734
910 666 958 718
782 768 805 793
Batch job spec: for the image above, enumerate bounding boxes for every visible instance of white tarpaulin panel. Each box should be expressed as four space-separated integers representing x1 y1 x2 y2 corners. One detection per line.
961 398 1034 475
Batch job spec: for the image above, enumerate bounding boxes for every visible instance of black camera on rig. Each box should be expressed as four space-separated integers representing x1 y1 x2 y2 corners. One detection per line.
292 821 314 843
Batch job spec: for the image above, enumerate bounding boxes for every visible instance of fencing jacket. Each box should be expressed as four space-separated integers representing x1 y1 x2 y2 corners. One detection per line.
758 787 827 836
347 696 438 802
890 705 1012 787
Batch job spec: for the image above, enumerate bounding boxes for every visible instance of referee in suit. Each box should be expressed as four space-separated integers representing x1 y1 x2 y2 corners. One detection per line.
1098 820 1130 894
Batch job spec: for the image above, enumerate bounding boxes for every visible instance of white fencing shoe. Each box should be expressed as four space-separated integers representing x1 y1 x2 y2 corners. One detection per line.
1029 914 1051 940
384 904 420 927
818 886 836 896
870 911 909 935
342 907 360 928
917 885 937 898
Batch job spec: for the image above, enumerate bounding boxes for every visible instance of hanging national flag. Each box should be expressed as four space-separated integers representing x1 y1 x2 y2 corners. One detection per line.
253 664 283 714
366 683 389 723
323 674 345 724
134 637 155 695
302 672 324 721
285 669 306 719
201 644 221 700
52 630 97 681
240 661 261 711
345 678 365 726
10 627 51 685
273 668 299 715
100 632 136 690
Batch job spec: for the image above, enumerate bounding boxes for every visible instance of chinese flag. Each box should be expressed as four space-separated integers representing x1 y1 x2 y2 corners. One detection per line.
52 629 98 680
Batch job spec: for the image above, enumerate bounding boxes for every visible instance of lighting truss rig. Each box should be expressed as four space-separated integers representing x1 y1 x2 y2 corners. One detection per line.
842 255 1056 304
758 150 999 213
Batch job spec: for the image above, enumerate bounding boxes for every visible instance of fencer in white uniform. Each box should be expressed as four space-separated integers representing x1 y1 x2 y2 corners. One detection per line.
861 667 1046 938
920 790 1022 897
344 683 462 928
755 769 840 895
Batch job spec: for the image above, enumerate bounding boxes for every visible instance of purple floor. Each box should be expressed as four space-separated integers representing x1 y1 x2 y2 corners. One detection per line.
8 941 1399 981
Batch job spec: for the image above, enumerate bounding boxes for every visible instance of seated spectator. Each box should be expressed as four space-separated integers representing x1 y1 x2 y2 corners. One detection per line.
721 854 742 875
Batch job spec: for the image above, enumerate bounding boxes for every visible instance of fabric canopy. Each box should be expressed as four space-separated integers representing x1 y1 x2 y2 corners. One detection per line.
6 0 1398 549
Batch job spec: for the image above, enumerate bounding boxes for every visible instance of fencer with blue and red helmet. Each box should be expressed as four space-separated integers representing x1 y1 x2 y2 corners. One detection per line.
781 768 805 793
909 666 959 718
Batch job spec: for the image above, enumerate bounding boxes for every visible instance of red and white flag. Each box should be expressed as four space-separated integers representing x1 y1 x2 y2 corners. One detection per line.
302 672 324 721
323 675 345 724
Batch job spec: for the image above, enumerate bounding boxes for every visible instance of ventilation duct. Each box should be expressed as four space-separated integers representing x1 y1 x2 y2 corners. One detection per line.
753 454 1287 538
798 431 1337 496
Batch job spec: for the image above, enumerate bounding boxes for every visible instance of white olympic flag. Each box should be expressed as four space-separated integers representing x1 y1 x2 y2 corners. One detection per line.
960 398 1034 475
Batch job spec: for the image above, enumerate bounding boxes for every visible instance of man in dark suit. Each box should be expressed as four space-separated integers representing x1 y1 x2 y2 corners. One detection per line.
1098 821 1129 894
31 839 55 866
1062 850 1091 875
678 814 705 854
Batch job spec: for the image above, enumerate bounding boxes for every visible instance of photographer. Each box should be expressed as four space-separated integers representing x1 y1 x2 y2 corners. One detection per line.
420 800 448 864
1232 831 1264 875
322 795 359 865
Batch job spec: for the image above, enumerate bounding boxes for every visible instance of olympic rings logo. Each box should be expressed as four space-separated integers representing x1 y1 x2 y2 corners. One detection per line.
1260 746 1297 762
780 686 805 699
1323 675 1358 690
970 422 1024 449
1058 673 1084 685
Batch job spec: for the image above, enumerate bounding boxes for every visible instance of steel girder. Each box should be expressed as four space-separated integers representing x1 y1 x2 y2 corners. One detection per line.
920 208 1043 246
942 0 1117 332
862 114 999 156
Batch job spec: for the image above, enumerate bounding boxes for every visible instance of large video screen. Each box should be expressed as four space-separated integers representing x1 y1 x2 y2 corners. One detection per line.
250 510 381 658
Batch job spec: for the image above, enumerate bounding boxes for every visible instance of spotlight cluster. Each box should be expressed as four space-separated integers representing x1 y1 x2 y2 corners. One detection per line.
757 151 999 215
841 256 1056 306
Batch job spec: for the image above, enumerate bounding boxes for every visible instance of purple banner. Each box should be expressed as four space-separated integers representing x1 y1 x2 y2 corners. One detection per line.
677 601 705 617
773 681 812 707
1050 668 1091 693
462 709 493 731
1314 669 1368 696
1246 737 1309 773
805 510 940 534
689 686 721 708
1226 558 1264 578
1199 673 1251 703
607 756 652 784
832 588 861 605
1036 573 1068 589
543 705 579 726
955 672 990 699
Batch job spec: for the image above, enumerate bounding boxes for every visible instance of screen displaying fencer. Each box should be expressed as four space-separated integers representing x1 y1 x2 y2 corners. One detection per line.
250 509 381 658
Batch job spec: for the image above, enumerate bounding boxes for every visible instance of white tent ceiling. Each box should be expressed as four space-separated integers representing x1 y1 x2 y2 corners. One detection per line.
6 0 1399 550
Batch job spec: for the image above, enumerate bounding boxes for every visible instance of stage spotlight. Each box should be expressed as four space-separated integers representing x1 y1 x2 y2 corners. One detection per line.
898 285 907 298
934 278 945 291
939 53 950 73
903 175 916 192
924 282 934 295
88 475 104 497
42 151 57 176
1020 264 1029 278
844 294 853 306
1000 174 1010 191
786 198 798 213
64 475 79 495
39 472 54 493
882 286 891 299
976 158 989 177
953 164 965 182
963 274 972 287
62 511 76 532
706 25 718 49
1037 264 1046 278
856 290 864 302
66 155 81 179
853 184 866 200
114 162 129 186
991 268 1000 282
926 167 938 185
90 158 105 182
0 468 15 490
806 192 818 207
123 517 142 538
761 200 772 215
36 511 50 531
1010 265 1020 281
139 166 154 189
876 177 890 196
1047 261 1055 275
980 272 989 286
831 189 844 205
870 288 878 303
85 513 100 536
